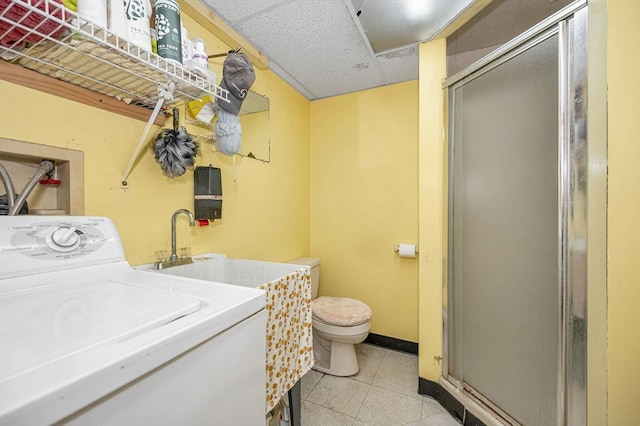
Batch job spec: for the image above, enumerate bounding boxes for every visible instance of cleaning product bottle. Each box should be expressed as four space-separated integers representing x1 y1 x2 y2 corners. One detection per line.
149 0 157 54
181 25 192 67
154 0 182 64
108 0 128 42
125 0 152 52
191 37 207 67
191 36 208 77
78 0 107 27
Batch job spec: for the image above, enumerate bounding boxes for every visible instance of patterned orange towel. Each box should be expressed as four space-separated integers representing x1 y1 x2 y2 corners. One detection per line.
260 266 314 413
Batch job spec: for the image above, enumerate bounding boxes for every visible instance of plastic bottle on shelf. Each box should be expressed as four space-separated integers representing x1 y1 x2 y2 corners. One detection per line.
107 0 128 42
154 0 182 64
125 0 152 52
191 36 208 78
191 37 207 67
78 0 108 27
181 25 192 68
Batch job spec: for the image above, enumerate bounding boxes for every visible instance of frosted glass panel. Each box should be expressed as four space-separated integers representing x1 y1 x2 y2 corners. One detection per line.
448 34 559 425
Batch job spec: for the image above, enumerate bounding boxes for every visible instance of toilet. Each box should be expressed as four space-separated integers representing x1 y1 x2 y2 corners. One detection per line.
288 258 372 376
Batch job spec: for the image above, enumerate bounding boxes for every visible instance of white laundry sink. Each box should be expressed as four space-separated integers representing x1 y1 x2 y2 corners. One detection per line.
136 252 315 414
137 253 303 288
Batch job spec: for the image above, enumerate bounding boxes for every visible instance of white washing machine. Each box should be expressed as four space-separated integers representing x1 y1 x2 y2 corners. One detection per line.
0 216 266 426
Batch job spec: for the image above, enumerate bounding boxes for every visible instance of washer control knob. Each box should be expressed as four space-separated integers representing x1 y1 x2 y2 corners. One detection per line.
46 226 80 252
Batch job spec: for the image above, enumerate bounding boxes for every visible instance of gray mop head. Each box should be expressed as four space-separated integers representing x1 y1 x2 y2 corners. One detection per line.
153 126 198 177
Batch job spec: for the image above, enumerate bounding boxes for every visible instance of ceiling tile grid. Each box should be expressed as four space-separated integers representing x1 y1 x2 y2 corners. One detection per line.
234 0 385 99
200 0 578 99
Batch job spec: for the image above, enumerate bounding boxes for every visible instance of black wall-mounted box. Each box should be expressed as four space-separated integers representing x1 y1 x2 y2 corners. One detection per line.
194 166 222 221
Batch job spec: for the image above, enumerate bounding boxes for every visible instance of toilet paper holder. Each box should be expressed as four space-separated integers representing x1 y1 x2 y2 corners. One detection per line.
394 244 419 254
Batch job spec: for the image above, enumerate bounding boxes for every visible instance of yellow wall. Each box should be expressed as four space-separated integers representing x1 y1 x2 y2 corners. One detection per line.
0 12 311 266
310 81 420 342
607 0 640 422
417 39 447 381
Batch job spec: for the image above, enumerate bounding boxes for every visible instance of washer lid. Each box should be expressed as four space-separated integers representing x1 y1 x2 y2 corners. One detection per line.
0 279 201 379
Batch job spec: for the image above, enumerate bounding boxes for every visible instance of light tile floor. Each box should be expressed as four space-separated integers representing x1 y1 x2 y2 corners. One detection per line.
300 343 461 426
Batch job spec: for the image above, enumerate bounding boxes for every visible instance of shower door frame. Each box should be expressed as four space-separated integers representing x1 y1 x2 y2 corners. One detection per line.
441 2 588 425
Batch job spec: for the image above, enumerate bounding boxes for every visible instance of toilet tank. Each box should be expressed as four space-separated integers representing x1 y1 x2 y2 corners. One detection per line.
288 257 320 299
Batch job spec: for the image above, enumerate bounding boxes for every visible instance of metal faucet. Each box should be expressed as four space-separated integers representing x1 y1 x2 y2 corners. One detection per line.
154 209 195 270
170 209 195 261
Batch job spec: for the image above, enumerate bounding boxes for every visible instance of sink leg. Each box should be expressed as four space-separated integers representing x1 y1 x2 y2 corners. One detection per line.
288 380 301 426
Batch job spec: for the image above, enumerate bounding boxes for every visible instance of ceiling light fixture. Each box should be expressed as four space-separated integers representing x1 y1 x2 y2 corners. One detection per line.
350 0 476 54
402 1 432 21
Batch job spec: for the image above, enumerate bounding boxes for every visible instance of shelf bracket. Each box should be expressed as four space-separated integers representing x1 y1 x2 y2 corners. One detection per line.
120 81 175 186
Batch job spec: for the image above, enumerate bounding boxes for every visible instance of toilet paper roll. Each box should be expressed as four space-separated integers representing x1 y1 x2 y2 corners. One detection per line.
397 244 417 258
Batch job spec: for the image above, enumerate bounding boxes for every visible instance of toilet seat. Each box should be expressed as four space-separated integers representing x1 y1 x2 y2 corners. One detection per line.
312 296 372 326
313 317 371 336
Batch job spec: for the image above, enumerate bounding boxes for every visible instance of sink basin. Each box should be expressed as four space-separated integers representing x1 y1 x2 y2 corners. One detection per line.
136 253 304 288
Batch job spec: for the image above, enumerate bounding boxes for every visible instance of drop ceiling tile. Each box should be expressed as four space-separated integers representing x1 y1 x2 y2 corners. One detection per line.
236 0 384 98
200 0 290 23
376 47 419 84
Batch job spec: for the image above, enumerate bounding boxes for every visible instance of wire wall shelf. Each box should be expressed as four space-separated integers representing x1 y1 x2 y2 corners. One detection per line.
0 0 229 110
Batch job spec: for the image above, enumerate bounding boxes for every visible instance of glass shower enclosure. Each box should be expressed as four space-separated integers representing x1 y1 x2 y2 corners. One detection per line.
443 3 587 425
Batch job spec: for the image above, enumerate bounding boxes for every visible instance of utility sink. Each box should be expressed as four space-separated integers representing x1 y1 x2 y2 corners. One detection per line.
136 252 314 413
136 253 304 288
